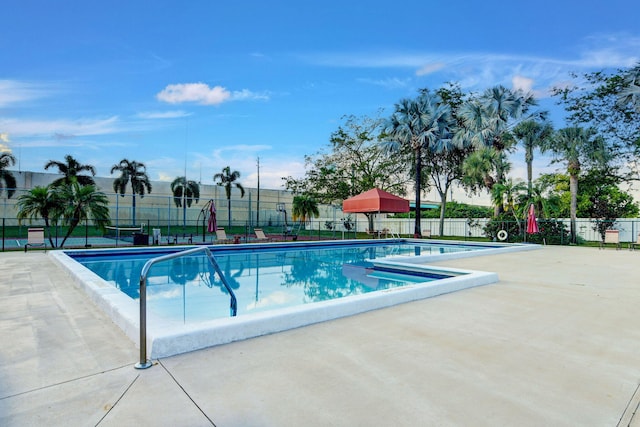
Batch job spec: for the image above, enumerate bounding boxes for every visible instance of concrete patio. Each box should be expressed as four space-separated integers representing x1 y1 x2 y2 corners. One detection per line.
1 245 639 426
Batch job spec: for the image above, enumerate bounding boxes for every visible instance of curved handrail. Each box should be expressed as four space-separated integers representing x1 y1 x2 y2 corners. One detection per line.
135 246 237 369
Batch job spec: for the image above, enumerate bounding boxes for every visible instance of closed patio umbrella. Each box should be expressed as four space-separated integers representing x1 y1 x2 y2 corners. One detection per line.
207 200 217 233
526 204 539 234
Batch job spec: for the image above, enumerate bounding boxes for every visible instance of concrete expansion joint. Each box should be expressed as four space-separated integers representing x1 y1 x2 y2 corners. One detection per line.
158 360 216 426
96 374 140 425
0 363 133 401
617 381 640 427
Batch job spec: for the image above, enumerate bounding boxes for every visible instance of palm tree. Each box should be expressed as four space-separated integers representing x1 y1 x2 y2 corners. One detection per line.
383 92 453 237
110 159 152 225
292 195 320 232
171 176 200 227
44 154 96 187
616 62 640 113
546 127 605 244
16 186 61 247
512 120 554 197
457 86 540 215
54 182 110 248
461 147 511 216
0 152 17 199
213 166 245 228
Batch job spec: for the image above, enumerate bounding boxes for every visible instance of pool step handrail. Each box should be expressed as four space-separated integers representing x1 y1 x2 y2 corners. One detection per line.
135 246 237 369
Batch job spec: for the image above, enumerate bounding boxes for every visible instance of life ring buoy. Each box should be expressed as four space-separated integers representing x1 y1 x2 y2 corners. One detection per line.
497 230 508 241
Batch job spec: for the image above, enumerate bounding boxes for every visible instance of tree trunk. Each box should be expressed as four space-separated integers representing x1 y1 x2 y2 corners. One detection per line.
569 173 578 244
132 194 137 225
526 151 533 198
438 189 447 236
414 146 422 238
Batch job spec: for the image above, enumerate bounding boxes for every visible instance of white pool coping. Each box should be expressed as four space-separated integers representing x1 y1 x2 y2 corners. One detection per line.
49 239 539 358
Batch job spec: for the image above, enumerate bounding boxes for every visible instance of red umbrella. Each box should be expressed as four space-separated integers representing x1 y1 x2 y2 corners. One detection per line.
207 200 217 233
526 204 539 234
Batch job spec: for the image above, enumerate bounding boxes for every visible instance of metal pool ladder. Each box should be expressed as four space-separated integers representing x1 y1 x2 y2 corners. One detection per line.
135 246 238 369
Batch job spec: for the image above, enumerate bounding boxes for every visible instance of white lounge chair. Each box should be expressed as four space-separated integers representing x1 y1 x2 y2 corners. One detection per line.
215 228 232 244
25 227 46 252
629 233 640 251
421 229 431 238
254 228 271 242
600 229 621 250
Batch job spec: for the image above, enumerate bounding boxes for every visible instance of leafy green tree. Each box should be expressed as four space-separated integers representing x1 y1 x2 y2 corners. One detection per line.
422 84 475 235
284 113 410 201
55 183 110 247
283 113 411 232
0 152 17 199
170 176 200 227
552 68 640 179
292 195 320 233
546 127 608 244
110 159 152 225
16 186 60 247
461 147 512 217
16 183 110 248
213 166 245 228
512 120 554 197
384 92 454 237
422 201 491 219
44 154 96 187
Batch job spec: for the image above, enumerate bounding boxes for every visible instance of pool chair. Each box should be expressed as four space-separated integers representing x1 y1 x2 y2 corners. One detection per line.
25 227 46 252
253 228 271 242
421 229 432 238
629 233 640 251
215 228 232 244
600 229 621 250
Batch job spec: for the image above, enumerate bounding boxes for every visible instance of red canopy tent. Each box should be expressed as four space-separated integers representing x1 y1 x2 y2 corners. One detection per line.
342 188 410 214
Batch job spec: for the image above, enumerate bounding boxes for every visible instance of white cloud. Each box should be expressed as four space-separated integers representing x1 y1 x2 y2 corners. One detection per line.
230 89 270 101
0 133 9 143
156 83 231 105
302 33 639 96
356 77 410 89
0 116 120 138
0 80 52 107
416 62 445 76
512 75 534 93
156 83 269 105
136 110 192 119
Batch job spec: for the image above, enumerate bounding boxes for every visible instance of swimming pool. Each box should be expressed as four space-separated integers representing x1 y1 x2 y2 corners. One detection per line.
51 239 536 358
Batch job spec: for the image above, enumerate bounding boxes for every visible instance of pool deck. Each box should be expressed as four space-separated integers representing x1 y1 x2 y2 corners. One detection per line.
1 245 639 426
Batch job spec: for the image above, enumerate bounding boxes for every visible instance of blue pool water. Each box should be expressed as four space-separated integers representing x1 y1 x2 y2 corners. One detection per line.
68 241 494 324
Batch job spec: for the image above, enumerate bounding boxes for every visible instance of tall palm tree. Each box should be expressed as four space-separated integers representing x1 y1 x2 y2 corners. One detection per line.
16 186 61 247
54 182 110 248
44 154 96 187
213 166 245 228
546 127 605 244
170 176 200 227
616 62 640 113
512 120 554 197
292 195 320 232
110 159 152 225
383 92 453 237
456 86 540 215
0 152 17 199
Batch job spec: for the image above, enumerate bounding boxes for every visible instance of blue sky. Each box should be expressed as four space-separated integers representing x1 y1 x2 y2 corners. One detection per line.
1 0 639 194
